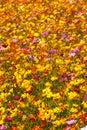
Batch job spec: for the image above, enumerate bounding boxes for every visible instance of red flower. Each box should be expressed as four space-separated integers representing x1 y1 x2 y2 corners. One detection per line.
74 88 79 93
26 90 32 94
41 53 46 59
41 121 46 127
81 113 87 120
10 127 17 130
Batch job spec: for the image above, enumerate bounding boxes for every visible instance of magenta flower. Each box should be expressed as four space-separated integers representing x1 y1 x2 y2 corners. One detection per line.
66 119 77 125
42 31 50 36
5 117 13 122
47 49 57 54
72 49 80 53
84 95 87 102
33 75 41 80
0 125 7 130
13 96 20 101
43 10 48 14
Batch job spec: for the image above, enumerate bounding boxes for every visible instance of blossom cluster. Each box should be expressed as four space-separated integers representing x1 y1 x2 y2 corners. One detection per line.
0 0 87 129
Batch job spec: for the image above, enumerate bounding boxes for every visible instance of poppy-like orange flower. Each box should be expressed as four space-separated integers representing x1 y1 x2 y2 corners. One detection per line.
32 125 43 130
18 112 24 117
37 113 44 120
10 127 17 130
29 114 36 122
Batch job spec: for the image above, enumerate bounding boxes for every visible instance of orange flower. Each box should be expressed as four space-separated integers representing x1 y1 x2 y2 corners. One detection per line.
70 128 76 130
8 102 15 110
37 113 44 120
32 126 43 130
60 106 65 111
18 112 24 117
29 114 36 122
10 127 17 130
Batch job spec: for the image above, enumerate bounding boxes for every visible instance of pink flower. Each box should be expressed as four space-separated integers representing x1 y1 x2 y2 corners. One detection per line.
42 31 51 36
12 38 18 43
72 49 80 53
46 57 54 61
0 47 5 51
69 52 76 57
65 126 71 130
46 119 52 122
84 73 87 76
0 125 7 130
66 119 77 125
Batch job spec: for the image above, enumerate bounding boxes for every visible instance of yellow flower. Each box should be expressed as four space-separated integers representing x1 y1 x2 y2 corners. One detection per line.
52 120 61 127
0 120 4 124
80 86 87 91
23 70 31 78
42 87 53 98
34 33 39 37
34 100 42 107
0 71 4 76
51 76 57 81
34 58 39 63
73 104 78 107
19 35 23 39
53 107 61 113
45 82 52 87
19 102 25 108
82 101 87 108
36 64 44 71
53 93 61 99
22 115 27 121
21 80 31 89
70 107 78 113
74 66 82 71
59 20 65 25
0 107 5 113
45 64 51 70
84 56 87 60
70 79 85 85
68 92 78 100
47 92 53 98
56 59 63 65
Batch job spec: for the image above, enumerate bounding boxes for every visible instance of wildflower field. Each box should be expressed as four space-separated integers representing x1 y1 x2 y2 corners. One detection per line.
0 0 87 129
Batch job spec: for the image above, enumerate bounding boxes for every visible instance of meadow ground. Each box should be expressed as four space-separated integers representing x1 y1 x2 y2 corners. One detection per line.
0 0 87 130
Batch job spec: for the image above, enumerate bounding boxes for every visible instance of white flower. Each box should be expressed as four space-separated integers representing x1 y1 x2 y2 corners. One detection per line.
80 126 87 130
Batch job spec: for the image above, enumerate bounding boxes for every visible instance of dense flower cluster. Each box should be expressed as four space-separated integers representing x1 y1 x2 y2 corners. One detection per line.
0 0 87 129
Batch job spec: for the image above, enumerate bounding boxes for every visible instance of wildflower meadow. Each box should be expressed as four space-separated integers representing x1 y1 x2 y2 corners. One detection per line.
0 0 87 130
